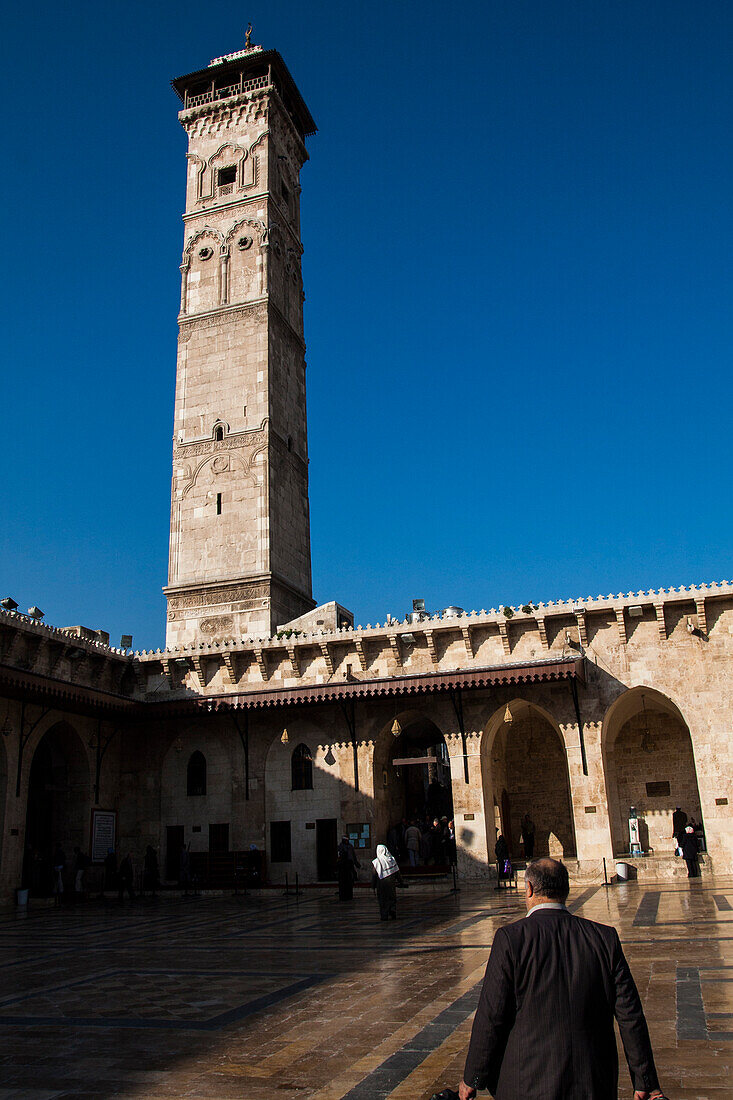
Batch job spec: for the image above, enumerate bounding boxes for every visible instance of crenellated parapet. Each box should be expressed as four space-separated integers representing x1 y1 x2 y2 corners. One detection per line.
133 579 733 699
0 608 137 701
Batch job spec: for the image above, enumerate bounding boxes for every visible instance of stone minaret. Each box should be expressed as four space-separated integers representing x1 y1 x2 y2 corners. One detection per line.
165 41 316 647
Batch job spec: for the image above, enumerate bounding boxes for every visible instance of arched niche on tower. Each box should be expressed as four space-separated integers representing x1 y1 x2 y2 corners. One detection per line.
226 219 266 302
183 228 225 315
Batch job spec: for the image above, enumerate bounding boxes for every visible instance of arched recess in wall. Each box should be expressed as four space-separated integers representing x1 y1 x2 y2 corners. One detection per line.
480 700 576 862
372 709 454 858
183 228 225 314
602 687 705 856
160 733 233 875
22 721 90 896
225 218 265 301
263 723 342 885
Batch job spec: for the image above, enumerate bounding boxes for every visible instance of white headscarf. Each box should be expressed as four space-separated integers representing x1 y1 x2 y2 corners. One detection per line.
372 844 399 880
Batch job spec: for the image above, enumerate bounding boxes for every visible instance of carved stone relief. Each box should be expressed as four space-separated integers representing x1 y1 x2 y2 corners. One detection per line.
200 616 235 635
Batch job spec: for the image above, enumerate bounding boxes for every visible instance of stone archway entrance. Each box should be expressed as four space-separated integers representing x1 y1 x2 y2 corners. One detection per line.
23 722 90 896
374 712 455 869
603 688 705 856
481 701 576 862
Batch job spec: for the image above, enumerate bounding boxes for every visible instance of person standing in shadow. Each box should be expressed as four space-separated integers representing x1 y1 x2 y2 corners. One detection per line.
118 853 135 902
681 825 700 878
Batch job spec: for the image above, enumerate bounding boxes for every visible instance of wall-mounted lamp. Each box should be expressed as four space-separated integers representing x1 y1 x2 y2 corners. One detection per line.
1 597 18 611
27 606 44 620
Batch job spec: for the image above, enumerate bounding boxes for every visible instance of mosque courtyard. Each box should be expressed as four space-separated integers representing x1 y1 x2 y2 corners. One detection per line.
0 878 732 1099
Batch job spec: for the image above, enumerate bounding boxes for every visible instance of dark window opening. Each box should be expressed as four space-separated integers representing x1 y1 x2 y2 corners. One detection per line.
242 404 247 418
270 820 291 862
214 425 224 441
287 435 293 452
646 781 671 797
216 493 222 515
187 751 206 796
291 743 313 790
218 165 237 186
209 823 230 853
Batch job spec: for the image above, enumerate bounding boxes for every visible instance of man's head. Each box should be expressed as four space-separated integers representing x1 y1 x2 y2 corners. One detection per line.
525 857 570 910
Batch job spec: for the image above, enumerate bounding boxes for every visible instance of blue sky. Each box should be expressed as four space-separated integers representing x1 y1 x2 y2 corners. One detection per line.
1 1 732 650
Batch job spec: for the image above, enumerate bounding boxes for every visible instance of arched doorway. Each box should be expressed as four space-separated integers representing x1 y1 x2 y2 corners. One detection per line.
481 701 576 862
375 712 455 869
23 722 90 895
603 688 705 856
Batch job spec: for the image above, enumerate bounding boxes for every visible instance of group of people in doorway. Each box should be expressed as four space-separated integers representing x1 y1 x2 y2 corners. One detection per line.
386 817 457 868
41 844 159 904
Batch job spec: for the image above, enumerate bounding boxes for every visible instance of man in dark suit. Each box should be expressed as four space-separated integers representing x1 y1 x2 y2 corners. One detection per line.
458 858 664 1100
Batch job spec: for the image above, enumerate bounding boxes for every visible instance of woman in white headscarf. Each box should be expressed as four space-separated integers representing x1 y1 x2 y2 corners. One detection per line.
371 844 402 920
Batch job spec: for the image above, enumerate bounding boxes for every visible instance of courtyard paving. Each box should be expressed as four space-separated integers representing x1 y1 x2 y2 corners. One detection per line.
0 877 732 1099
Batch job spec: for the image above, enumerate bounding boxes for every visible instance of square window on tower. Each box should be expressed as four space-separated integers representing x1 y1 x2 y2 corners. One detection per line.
217 165 237 187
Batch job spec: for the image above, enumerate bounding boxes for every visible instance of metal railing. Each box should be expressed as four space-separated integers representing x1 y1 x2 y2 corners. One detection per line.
184 74 271 109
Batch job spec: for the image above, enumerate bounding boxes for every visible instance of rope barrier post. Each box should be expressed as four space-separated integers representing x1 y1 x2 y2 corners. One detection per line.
450 863 460 894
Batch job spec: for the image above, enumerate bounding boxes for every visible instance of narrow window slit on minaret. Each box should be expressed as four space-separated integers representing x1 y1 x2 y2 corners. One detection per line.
216 493 222 515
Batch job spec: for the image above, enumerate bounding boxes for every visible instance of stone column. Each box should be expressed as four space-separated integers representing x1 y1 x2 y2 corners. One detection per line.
179 262 189 314
561 713 614 873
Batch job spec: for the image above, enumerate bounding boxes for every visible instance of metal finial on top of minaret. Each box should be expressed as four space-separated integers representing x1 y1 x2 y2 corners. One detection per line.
245 22 253 48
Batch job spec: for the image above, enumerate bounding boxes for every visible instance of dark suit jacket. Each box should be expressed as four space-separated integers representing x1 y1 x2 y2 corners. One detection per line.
464 907 659 1100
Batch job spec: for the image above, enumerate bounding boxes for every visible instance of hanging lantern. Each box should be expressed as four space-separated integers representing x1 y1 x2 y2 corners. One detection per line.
503 704 513 725
281 727 289 745
391 717 401 738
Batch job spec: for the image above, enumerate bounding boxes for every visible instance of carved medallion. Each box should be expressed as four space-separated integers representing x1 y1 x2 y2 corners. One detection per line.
200 616 235 635
198 246 214 260
212 454 230 474
237 235 253 250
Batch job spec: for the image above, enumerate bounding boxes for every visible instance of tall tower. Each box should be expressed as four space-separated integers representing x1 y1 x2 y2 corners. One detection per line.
165 39 316 647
